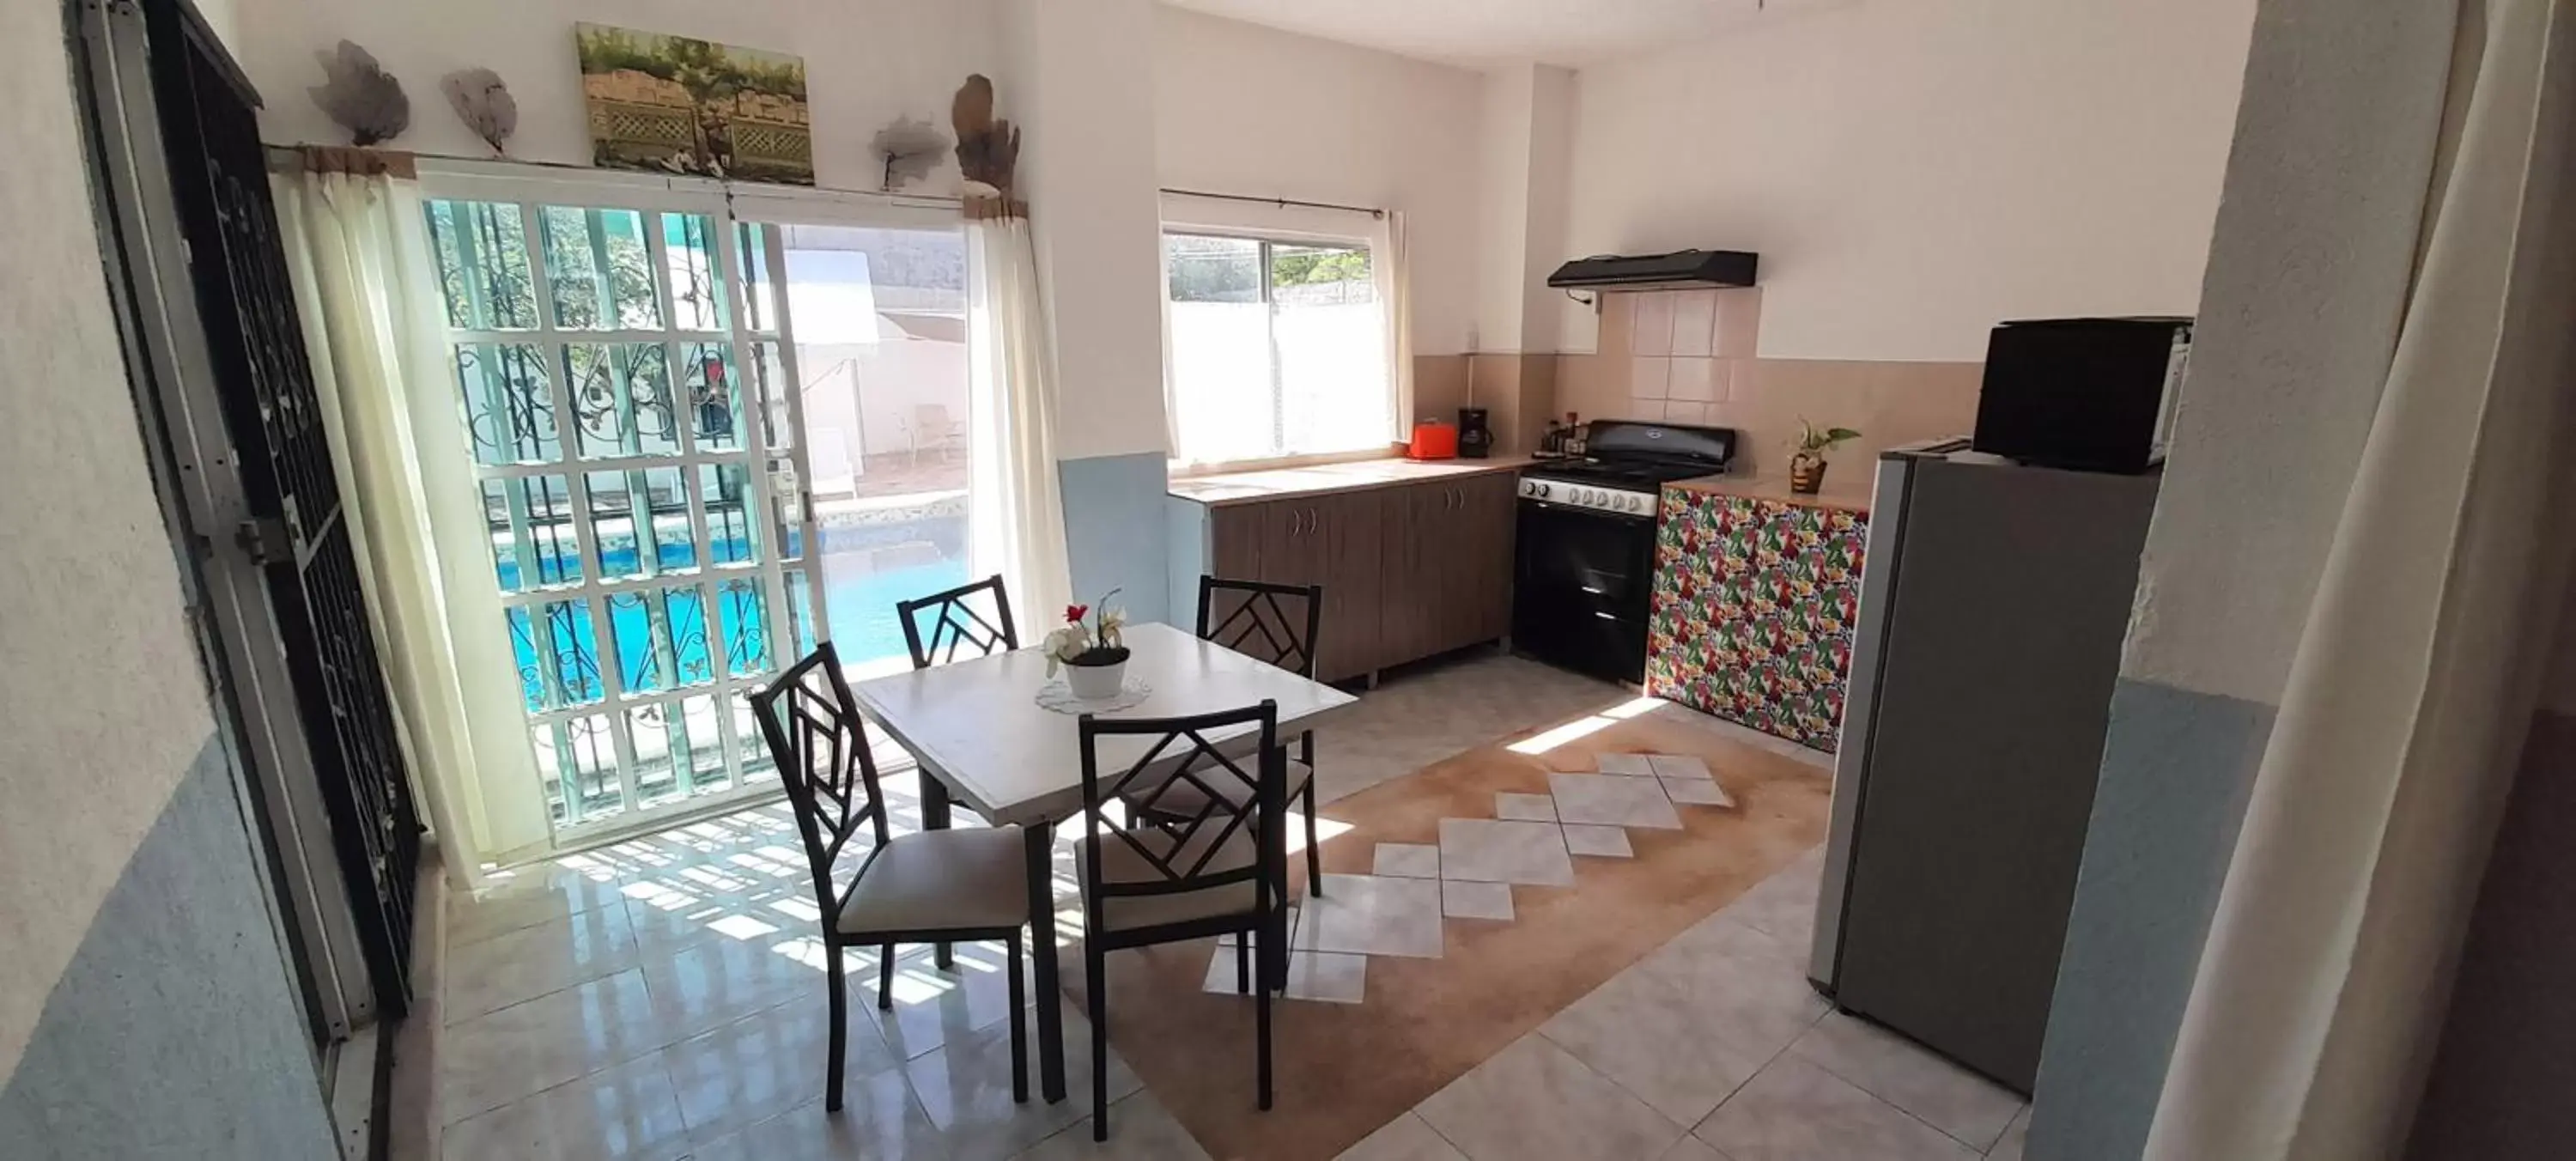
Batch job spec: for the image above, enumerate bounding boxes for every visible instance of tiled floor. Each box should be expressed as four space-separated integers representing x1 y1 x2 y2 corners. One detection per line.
422 650 2026 1161
1367 848 2033 1161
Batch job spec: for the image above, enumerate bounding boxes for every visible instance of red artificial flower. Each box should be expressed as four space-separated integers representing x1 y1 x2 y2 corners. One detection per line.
1065 604 1089 623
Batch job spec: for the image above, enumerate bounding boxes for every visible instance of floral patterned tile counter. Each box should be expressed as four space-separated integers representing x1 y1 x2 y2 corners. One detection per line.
1647 483 1868 752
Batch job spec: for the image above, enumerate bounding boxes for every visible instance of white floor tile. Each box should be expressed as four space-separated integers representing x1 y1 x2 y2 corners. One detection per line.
1416 1034 1687 1161
1495 793 1558 822
908 1009 1137 1158
1595 753 1662 779
1562 824 1635 859
1012 1089 1212 1160
1988 1104 2032 1161
1296 873 1446 958
1662 778 1736 808
443 902 642 1024
1441 879 1516 921
1788 1012 2022 1151
658 996 896 1143
1437 818 1575 887
440 1055 689 1161
1646 755 1715 781
1695 1056 1978 1161
1200 945 1369 1004
1549 774 1684 830
1338 1112 1469 1161
1539 963 1775 1126
683 1071 948 1161
1374 842 1443 878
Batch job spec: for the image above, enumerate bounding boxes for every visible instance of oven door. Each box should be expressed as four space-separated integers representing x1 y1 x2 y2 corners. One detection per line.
1512 499 1658 683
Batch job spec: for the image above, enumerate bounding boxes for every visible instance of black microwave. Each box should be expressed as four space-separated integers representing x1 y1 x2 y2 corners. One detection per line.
1971 317 2191 474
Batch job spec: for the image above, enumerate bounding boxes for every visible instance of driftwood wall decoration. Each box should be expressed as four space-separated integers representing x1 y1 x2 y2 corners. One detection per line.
951 74 1020 198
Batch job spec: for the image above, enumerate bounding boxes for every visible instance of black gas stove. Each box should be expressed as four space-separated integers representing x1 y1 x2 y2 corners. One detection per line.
1513 420 1738 684
1516 422 1740 519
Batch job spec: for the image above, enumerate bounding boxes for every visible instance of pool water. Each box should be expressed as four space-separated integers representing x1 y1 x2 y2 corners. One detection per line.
501 520 968 710
820 556 970 666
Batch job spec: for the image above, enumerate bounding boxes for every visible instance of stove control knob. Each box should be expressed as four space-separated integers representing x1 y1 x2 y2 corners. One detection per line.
1533 483 1551 499
1575 489 1592 506
1625 495 1643 513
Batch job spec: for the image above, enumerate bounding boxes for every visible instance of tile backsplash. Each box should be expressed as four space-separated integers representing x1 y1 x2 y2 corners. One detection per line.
1555 289 1984 476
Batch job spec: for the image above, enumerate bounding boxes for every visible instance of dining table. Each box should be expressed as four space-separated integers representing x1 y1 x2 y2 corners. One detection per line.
846 620 1360 1103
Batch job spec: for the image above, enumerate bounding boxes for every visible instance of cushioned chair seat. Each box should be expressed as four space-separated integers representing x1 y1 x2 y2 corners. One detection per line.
836 825 1029 936
1078 823 1262 933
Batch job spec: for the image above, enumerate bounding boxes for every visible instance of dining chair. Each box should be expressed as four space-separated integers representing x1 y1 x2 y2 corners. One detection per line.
1139 576 1327 898
1075 702 1287 1140
750 641 1033 1112
896 574 1020 670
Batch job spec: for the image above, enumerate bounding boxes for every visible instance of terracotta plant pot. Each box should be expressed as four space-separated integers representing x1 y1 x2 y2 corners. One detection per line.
1789 455 1828 495
1063 646 1130 701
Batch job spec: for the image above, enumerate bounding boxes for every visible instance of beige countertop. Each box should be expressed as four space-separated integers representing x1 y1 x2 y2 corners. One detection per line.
1168 455 1533 507
1668 471 1874 514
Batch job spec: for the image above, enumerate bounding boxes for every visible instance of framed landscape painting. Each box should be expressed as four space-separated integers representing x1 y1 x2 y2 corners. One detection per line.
574 23 815 185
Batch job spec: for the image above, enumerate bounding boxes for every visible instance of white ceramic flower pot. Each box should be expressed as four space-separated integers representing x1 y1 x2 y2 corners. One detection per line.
1064 656 1127 701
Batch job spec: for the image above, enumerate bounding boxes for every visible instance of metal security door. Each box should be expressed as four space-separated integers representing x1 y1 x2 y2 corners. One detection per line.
419 172 828 841
96 0 422 1018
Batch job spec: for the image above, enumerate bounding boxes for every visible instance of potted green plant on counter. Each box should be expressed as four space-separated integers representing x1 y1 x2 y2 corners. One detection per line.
1789 419 1862 495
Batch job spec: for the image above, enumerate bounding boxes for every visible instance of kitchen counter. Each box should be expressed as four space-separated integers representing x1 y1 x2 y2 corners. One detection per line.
1168 456 1532 506
1669 471 1874 514
1647 483 1869 753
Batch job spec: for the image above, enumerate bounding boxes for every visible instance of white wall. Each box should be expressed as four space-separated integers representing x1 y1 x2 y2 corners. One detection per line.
1153 6 1485 356
0 0 225 1083
1011 0 1170 461
233 0 999 193
1559 0 2257 362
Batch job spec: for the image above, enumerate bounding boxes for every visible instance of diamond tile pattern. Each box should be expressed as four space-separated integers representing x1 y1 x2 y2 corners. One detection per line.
1442 880 1516 921
1563 824 1636 859
1495 793 1559 822
1296 873 1447 958
1595 753 1662 778
1549 773 1685 830
1375 842 1443 878
1437 818 1577 886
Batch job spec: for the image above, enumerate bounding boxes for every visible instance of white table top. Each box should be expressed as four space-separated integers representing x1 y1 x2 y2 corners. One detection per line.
848 622 1359 827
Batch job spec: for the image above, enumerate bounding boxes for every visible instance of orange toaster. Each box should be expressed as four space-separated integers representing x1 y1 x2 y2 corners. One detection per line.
1406 419 1458 460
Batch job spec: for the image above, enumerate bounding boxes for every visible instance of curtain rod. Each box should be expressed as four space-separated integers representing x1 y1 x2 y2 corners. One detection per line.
1158 187 1385 219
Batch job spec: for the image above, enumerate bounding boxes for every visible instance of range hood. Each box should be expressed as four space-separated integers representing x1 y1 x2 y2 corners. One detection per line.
1547 249 1759 292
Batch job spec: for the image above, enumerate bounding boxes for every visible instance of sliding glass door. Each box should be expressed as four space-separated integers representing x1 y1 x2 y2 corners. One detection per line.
745 218 973 677
422 177 826 837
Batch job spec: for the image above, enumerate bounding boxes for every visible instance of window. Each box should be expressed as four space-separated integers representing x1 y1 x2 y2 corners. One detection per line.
1163 231 1393 467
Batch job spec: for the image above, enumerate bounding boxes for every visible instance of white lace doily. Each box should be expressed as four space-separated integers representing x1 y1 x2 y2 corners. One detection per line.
1034 676 1155 714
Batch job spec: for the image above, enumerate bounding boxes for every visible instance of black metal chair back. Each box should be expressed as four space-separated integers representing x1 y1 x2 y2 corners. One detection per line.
897 574 1021 669
1197 577 1323 678
750 642 889 925
1077 702 1282 936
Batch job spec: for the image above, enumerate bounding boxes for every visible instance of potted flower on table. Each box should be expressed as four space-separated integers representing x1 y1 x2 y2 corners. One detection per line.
1045 590 1130 701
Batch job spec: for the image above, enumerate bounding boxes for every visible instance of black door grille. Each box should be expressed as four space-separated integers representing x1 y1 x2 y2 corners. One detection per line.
141 0 422 1016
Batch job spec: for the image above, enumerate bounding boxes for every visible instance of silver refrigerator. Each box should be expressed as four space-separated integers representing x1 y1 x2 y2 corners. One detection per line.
1807 441 2160 1094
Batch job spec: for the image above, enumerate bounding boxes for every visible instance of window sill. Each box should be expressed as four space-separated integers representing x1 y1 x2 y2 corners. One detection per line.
1168 444 1408 480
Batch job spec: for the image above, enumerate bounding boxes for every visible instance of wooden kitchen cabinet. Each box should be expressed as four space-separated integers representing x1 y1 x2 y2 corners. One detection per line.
1182 466 1515 684
1382 474 1517 664
1206 490 1385 681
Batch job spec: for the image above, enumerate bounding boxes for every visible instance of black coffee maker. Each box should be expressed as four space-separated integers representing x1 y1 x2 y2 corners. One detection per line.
1457 407 1493 459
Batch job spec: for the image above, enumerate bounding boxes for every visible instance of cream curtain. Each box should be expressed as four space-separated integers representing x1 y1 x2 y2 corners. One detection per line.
274 166 544 889
2144 0 2576 1155
1375 210 1416 444
964 211 1075 620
